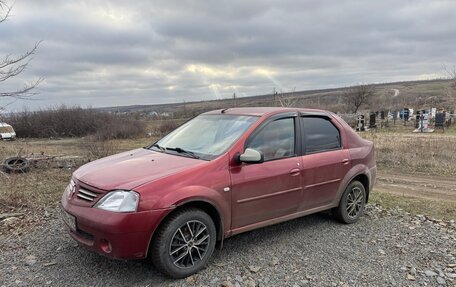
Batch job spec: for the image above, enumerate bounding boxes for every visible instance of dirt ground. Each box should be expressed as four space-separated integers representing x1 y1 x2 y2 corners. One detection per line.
376 171 456 202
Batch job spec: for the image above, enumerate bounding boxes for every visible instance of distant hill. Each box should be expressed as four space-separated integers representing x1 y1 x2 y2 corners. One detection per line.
98 79 453 116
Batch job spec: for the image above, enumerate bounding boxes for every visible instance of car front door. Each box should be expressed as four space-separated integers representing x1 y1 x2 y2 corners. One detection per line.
299 116 351 211
230 115 303 231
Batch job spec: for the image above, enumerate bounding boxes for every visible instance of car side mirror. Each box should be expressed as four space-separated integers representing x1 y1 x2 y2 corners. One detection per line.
239 148 264 164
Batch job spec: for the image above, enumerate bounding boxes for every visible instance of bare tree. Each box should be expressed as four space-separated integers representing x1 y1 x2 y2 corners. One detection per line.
343 84 375 113
444 65 456 89
0 0 41 106
277 87 299 107
443 65 456 106
439 65 456 109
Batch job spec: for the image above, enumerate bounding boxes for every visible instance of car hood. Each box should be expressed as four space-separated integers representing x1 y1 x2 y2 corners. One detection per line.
74 148 205 191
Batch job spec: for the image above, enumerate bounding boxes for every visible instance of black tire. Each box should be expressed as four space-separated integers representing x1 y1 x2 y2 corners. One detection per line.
3 157 30 173
333 180 366 224
151 208 216 278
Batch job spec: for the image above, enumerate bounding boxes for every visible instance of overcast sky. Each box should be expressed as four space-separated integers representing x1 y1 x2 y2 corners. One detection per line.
1 0 455 111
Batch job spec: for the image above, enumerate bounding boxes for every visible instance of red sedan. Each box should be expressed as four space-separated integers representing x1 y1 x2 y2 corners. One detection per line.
61 107 376 278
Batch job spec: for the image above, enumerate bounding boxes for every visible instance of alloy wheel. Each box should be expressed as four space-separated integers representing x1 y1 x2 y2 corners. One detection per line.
169 220 210 268
346 186 364 218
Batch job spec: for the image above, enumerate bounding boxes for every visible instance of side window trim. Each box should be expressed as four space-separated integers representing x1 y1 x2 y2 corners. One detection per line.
245 115 299 162
300 116 342 156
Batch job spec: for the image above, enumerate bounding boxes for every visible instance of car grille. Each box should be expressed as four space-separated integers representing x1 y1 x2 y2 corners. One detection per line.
76 187 99 202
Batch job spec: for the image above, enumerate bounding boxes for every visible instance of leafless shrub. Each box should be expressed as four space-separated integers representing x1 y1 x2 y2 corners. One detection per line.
277 94 299 107
156 120 185 136
2 106 145 139
82 131 120 160
274 88 299 107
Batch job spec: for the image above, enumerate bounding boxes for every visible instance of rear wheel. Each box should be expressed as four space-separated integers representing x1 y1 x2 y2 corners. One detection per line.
151 208 216 278
333 180 366 224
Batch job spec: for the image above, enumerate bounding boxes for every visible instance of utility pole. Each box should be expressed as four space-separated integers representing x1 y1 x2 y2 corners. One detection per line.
273 87 276 105
233 92 237 107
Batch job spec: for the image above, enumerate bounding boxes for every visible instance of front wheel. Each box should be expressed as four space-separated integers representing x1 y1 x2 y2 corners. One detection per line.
150 208 216 278
333 180 366 224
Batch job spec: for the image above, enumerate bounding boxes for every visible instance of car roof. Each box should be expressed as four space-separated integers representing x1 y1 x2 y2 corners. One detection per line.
203 107 330 117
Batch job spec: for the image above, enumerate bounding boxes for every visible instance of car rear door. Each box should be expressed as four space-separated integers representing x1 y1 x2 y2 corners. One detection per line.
299 115 351 211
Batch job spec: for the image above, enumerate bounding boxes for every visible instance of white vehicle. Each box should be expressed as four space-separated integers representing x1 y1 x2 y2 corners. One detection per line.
0 123 16 140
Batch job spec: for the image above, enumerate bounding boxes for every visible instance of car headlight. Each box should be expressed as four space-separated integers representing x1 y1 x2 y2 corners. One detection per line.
95 190 139 212
65 179 76 199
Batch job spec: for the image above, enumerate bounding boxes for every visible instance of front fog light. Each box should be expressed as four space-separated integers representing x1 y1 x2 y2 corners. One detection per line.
95 190 139 212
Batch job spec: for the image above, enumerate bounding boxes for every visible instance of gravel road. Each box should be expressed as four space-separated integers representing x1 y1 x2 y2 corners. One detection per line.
1 205 455 287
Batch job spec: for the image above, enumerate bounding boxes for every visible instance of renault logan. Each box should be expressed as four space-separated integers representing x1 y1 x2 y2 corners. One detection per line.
61 107 376 278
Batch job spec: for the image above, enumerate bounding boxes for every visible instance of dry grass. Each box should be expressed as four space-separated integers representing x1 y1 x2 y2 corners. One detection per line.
0 137 154 160
0 169 70 210
0 168 71 239
361 128 456 176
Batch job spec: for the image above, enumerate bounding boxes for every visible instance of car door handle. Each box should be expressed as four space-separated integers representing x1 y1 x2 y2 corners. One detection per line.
342 159 350 165
289 168 301 176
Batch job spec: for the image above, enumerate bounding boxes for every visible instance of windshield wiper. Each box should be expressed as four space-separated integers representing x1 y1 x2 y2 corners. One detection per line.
149 143 165 151
165 147 200 159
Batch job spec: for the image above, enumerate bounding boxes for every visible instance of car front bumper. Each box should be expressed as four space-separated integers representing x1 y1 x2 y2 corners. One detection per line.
61 197 173 260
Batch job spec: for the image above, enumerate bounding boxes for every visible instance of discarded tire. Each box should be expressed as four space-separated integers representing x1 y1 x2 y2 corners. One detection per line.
3 157 30 173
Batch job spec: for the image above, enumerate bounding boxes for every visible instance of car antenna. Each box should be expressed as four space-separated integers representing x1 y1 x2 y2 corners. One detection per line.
221 108 229 113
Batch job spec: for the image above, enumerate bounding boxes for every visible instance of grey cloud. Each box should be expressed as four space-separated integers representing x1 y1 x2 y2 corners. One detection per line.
1 0 455 110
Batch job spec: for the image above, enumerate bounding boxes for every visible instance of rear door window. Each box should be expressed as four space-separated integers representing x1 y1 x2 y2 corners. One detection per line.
301 117 341 154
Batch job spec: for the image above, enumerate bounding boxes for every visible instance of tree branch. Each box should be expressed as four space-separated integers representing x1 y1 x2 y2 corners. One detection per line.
0 41 40 69
0 78 43 99
0 59 30 82
0 0 13 24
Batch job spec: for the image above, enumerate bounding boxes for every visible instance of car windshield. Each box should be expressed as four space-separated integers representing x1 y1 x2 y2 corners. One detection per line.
0 126 14 133
151 114 258 160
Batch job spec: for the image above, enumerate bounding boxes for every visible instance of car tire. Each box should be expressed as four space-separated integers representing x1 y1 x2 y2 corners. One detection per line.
333 180 366 224
3 157 30 173
150 208 216 278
